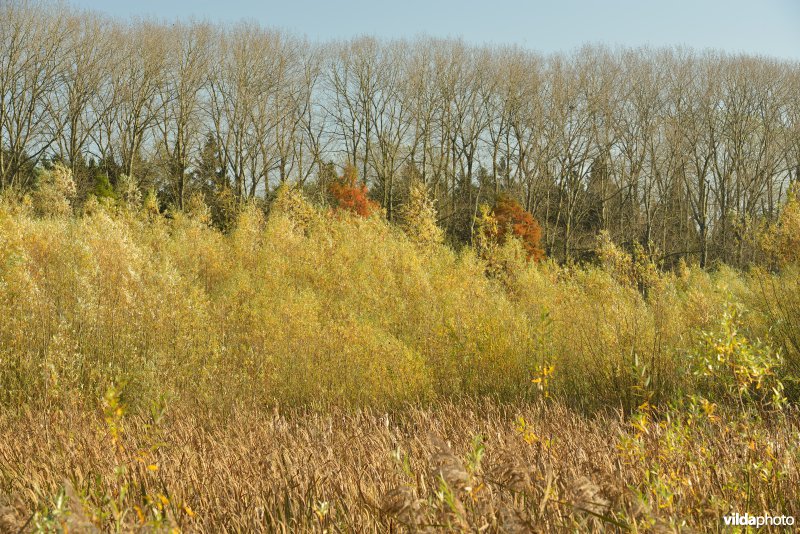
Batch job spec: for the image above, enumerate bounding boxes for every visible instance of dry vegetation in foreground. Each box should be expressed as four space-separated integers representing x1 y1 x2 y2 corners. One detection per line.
2 176 800 531
1 400 799 533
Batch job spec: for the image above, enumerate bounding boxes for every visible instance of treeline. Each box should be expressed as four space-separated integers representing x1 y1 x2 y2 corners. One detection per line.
2 1 799 265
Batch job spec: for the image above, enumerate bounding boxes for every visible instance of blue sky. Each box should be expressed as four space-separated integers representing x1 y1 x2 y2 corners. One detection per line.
71 0 800 60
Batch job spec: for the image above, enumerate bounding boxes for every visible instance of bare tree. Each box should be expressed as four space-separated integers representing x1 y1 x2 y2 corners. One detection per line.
157 21 212 208
48 10 112 184
0 1 69 189
110 21 169 181
2 1 800 266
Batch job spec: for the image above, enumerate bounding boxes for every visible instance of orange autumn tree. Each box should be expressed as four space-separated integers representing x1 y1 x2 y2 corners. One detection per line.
328 164 379 217
490 194 545 261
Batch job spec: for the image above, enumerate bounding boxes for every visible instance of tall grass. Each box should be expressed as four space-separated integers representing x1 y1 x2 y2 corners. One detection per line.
2 190 800 531
0 193 796 413
1 401 798 532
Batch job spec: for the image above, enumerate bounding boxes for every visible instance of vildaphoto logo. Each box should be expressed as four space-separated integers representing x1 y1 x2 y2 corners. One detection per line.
723 513 795 527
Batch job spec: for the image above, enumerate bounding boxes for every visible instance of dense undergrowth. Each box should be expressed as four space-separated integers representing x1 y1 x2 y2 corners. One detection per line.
1 401 798 532
1 185 798 414
2 181 800 531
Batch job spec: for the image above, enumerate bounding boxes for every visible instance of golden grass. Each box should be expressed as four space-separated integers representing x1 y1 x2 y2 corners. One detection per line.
1 401 798 532
2 194 800 531
3 199 786 412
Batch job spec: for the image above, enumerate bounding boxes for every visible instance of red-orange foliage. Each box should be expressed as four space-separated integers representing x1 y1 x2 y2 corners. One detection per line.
328 165 379 218
491 195 545 261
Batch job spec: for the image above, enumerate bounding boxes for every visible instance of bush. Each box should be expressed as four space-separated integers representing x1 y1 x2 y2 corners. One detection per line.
116 174 142 209
398 180 443 247
689 304 786 410
270 183 317 235
596 231 661 294
761 185 800 267
183 191 211 225
91 171 116 200
32 163 76 217
490 195 544 261
328 164 379 218
1 188 798 413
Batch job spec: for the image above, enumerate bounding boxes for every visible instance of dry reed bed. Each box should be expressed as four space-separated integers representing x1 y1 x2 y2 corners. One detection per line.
1 401 798 532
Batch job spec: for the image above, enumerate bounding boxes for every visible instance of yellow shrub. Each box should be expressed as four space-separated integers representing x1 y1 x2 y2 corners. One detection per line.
32 164 75 217
1 192 797 412
761 186 800 266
